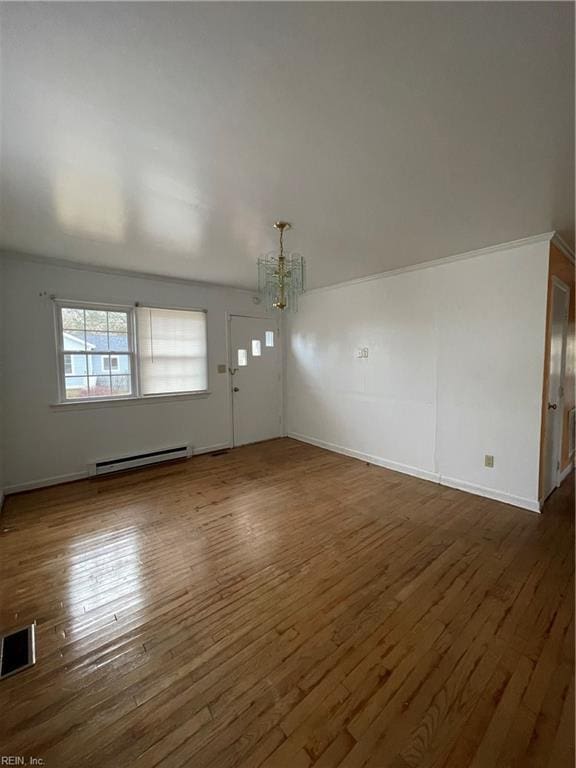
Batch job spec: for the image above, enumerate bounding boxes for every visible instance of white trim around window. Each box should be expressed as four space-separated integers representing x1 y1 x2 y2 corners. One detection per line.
53 301 210 405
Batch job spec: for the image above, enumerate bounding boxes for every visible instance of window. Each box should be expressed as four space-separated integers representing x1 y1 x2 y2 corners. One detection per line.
251 339 261 357
136 307 207 396
57 304 208 402
102 356 119 371
237 349 248 367
58 306 133 400
265 331 274 347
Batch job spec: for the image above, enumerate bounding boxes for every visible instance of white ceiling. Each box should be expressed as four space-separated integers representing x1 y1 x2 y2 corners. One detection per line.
0 2 573 289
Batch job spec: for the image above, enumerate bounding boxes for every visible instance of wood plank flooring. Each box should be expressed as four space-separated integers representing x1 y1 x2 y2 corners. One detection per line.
0 437 573 767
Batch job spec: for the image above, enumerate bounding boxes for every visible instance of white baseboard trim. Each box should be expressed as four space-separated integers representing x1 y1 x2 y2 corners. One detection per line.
4 471 88 495
559 462 574 485
287 432 440 484
191 442 231 456
438 476 541 514
288 432 540 513
4 442 233 495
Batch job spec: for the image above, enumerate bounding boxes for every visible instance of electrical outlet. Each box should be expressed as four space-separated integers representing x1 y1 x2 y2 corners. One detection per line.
484 454 494 468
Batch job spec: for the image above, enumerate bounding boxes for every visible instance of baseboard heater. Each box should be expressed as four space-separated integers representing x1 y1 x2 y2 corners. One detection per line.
90 445 191 476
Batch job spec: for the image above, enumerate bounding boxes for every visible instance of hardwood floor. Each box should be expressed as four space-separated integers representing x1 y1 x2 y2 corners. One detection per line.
0 438 573 767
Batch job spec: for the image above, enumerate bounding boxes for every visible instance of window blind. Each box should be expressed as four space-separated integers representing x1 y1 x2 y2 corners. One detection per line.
137 307 207 395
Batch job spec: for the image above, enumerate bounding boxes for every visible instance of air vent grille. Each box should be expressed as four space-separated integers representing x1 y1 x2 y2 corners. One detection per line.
0 624 36 680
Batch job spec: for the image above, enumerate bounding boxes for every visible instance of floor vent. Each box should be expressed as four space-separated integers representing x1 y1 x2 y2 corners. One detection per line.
0 624 36 680
91 445 190 476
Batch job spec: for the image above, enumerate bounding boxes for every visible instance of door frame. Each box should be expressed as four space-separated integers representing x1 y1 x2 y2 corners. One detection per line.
541 276 570 500
225 313 283 448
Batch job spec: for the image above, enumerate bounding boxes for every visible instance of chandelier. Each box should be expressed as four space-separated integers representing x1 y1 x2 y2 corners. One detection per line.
258 221 305 311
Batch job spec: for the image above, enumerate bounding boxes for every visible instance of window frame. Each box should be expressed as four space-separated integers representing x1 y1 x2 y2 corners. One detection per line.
54 301 210 405
55 301 138 403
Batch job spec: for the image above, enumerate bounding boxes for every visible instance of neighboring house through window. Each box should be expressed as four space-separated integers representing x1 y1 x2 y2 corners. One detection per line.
58 306 134 400
102 356 119 371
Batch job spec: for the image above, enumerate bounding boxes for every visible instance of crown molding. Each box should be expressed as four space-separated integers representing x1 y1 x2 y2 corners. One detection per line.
1 230 562 296
0 248 258 295
304 232 555 296
551 233 575 264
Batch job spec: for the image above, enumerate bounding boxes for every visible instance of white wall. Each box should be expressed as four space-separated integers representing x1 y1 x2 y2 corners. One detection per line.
2 255 269 492
286 239 550 511
0 255 5 505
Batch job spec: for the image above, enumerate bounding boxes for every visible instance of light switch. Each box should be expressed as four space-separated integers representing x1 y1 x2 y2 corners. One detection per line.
484 454 494 468
217 364 227 374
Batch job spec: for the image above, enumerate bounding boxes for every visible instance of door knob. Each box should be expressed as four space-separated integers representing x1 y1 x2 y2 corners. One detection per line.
233 387 239 392
548 402 557 410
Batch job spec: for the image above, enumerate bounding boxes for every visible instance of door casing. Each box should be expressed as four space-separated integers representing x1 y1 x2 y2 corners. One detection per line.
542 276 570 501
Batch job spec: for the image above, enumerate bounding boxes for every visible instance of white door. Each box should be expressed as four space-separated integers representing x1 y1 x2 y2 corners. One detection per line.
542 279 570 500
229 315 282 446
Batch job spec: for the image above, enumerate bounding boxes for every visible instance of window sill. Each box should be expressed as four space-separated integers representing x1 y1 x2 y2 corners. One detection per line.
50 391 211 411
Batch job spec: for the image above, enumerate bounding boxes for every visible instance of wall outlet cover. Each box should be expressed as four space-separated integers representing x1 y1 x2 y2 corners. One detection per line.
484 454 494 468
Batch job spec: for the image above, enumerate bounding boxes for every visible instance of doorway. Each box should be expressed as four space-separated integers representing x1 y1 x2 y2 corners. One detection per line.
229 315 282 447
542 277 570 501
